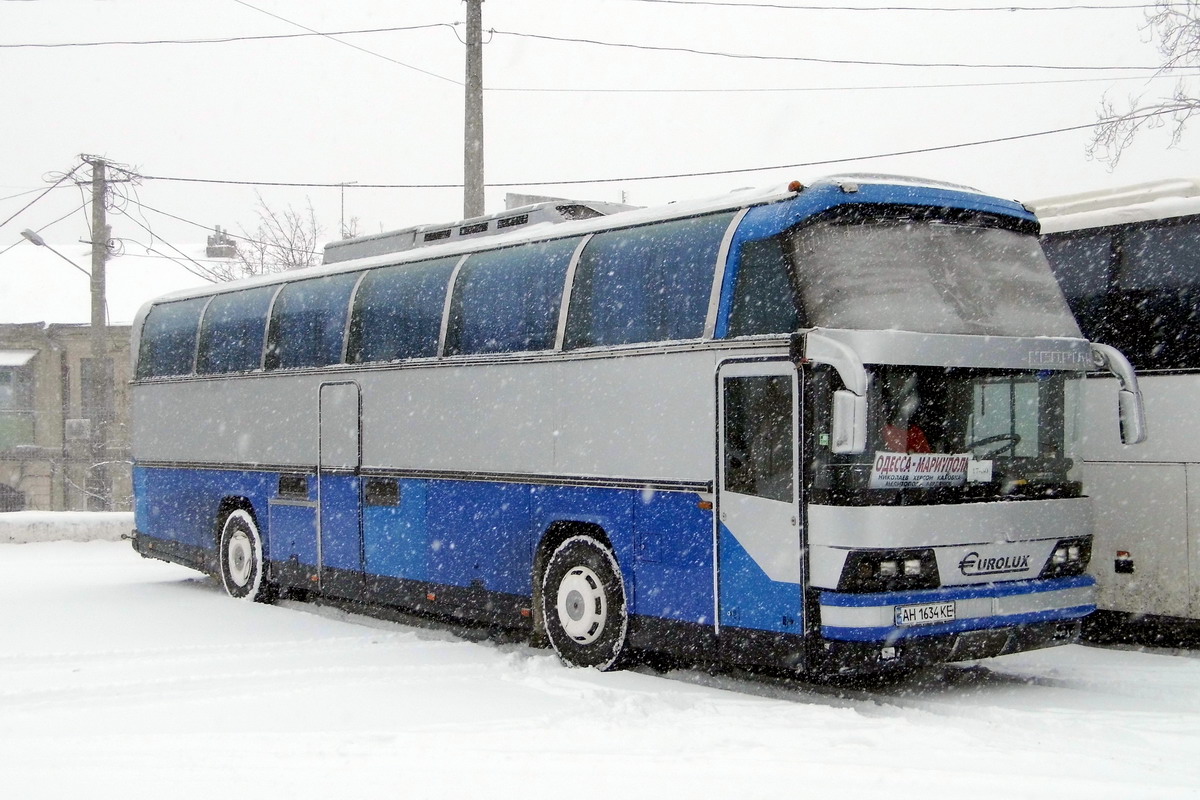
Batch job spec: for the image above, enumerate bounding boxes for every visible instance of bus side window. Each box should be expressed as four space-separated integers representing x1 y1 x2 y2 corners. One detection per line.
136 297 209 378
196 286 276 374
723 375 794 503
265 273 361 370
1115 221 1200 370
347 257 458 363
727 237 801 337
1040 232 1113 345
564 212 735 349
445 238 578 355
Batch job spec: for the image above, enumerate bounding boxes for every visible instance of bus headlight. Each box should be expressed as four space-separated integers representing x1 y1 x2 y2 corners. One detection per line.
837 548 940 592
1039 537 1092 578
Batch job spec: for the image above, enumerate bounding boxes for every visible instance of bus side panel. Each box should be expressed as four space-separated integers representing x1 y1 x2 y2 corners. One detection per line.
133 465 275 566
632 490 714 626
532 485 637 602
717 523 804 635
363 478 429 582
1085 462 1189 618
319 474 363 575
427 480 533 596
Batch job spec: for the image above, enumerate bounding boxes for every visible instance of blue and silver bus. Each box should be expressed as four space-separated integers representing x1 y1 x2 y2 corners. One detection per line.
130 175 1139 675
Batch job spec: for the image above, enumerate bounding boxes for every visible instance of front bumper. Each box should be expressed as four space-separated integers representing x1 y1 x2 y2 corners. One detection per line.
819 574 1095 643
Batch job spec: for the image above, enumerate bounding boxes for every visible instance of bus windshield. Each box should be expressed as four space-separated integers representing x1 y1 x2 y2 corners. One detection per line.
790 216 1083 338
811 365 1084 506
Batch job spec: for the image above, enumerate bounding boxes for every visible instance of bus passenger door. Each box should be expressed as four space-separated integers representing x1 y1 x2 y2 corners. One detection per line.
318 381 364 600
716 360 805 663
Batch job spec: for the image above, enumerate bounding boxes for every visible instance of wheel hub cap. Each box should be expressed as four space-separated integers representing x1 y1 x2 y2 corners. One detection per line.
227 530 253 587
555 566 606 644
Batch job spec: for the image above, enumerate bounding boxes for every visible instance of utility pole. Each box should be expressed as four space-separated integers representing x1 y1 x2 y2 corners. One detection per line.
464 0 485 218
87 156 111 511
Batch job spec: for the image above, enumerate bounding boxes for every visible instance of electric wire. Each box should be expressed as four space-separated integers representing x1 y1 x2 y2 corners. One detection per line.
110 108 1177 189
0 23 457 49
0 186 50 203
229 0 462 85
490 28 1182 72
487 70 1200 93
126 195 322 260
115 195 222 283
0 165 81 233
618 0 1191 13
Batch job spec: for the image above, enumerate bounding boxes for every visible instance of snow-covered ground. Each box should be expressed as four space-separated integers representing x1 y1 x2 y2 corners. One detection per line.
3 536 1200 799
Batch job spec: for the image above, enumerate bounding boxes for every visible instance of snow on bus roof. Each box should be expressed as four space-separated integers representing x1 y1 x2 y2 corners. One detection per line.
1032 178 1200 234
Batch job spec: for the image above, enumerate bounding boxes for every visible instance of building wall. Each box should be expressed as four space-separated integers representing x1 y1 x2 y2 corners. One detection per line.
0 323 132 511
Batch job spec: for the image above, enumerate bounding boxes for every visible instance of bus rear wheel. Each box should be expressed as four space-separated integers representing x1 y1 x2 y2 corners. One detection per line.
540 536 629 670
218 508 275 603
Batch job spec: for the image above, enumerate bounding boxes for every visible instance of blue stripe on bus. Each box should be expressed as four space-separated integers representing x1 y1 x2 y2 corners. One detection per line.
819 574 1095 609
821 605 1095 642
134 464 719 628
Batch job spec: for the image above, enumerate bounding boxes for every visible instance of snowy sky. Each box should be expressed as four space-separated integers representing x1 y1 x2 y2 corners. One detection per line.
0 0 1196 285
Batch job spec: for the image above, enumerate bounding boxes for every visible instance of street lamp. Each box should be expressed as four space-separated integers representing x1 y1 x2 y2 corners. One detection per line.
20 229 91 279
20 227 110 510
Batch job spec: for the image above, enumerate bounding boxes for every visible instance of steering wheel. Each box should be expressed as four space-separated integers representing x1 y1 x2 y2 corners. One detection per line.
966 432 1021 458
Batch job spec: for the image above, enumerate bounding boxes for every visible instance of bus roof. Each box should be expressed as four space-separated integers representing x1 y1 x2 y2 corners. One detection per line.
138 174 1030 310
1032 178 1200 234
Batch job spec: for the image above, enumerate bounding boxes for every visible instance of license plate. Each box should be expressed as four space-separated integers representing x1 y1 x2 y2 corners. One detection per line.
894 601 956 626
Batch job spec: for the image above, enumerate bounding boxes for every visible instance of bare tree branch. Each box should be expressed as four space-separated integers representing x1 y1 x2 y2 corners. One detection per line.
1091 1 1200 167
218 192 323 281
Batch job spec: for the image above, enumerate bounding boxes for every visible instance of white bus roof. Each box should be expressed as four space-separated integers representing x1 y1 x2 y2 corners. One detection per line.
1032 178 1200 234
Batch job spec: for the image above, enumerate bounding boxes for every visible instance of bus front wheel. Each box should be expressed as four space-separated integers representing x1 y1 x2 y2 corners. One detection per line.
218 508 274 603
540 536 629 671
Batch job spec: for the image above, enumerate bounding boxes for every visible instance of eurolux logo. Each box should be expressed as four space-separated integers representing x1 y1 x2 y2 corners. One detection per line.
958 551 1032 577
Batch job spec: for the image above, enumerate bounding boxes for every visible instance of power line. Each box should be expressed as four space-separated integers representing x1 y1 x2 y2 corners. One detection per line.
112 109 1175 189
126 196 322 259
619 0 1189 12
0 166 81 233
488 70 1200 93
0 186 50 203
0 22 456 49
229 0 461 86
116 203 221 280
491 28 1179 72
0 197 92 258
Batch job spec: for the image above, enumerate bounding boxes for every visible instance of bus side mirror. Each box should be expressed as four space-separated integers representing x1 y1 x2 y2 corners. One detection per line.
803 331 869 455
832 389 867 454
1118 389 1147 446
1091 343 1147 446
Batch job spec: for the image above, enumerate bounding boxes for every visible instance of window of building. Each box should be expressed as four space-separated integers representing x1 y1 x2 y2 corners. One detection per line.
136 297 209 378
347 257 459 363
0 359 35 449
445 238 579 355
564 212 735 349
196 285 277 374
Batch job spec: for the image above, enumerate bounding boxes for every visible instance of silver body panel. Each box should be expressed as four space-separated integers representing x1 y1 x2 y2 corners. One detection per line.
807 498 1093 589
133 346 743 483
1080 374 1200 619
812 328 1094 371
